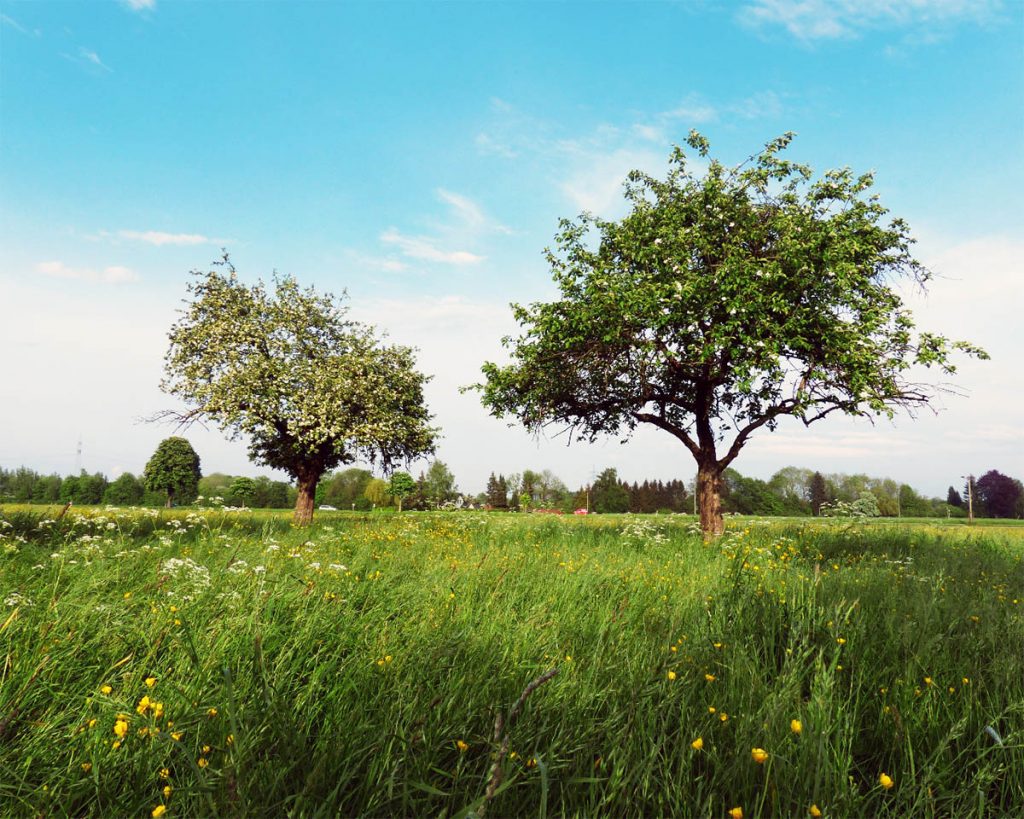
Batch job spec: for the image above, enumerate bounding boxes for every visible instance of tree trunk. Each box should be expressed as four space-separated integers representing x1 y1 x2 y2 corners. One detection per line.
165 490 173 509
397 496 403 513
294 472 320 526
697 463 724 537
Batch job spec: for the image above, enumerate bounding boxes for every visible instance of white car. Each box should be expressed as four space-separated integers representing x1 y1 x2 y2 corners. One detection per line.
318 505 338 511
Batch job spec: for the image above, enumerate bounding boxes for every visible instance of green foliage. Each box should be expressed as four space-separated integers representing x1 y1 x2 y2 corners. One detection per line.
478 134 987 534
385 471 416 512
591 467 630 513
229 477 257 507
319 468 374 511
143 437 201 507
103 472 144 506
159 258 436 521
423 460 459 508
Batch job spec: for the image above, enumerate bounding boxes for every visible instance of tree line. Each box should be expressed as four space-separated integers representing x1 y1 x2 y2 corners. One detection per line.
6 457 1020 519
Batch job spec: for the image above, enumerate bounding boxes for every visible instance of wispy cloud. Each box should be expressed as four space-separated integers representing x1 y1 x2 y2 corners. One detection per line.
117 230 217 246
120 0 156 11
379 229 484 265
738 0 1002 41
36 261 139 284
436 188 513 235
63 46 112 73
1 13 37 36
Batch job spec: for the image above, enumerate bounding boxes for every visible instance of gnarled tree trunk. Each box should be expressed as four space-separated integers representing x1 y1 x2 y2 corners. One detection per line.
293 469 322 526
697 462 724 537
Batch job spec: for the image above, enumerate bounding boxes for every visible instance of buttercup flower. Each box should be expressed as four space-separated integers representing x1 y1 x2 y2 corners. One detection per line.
691 737 704 750
751 747 769 764
879 772 894 789
790 719 803 734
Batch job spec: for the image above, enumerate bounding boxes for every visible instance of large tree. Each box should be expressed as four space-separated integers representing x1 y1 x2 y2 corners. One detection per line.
144 438 201 508
478 133 986 535
157 259 437 525
975 470 1023 519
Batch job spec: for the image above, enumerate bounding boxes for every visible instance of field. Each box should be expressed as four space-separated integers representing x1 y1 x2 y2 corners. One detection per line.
1 507 1022 818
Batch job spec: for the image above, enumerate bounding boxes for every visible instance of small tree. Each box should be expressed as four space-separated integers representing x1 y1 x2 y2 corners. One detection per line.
156 258 437 525
364 478 390 508
229 476 257 508
386 471 416 512
144 437 201 508
478 134 986 536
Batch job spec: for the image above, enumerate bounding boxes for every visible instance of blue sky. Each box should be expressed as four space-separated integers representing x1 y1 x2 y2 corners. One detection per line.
1 0 1021 496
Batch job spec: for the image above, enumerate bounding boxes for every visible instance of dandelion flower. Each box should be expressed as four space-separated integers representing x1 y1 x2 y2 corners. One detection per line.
790 719 803 734
751 748 769 764
100 685 112 695
456 740 469 753
728 807 743 819
691 737 704 750
667 671 677 681
809 805 822 817
879 772 894 789
151 806 166 818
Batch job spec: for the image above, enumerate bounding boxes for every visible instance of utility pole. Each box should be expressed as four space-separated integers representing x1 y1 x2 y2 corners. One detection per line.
962 475 974 524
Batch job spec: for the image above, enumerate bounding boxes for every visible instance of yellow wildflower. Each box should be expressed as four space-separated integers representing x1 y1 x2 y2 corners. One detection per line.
691 737 704 750
171 732 182 741
113 719 129 738
163 785 172 799
728 807 743 819
708 707 716 714
151 805 166 818
81 762 92 773
751 748 769 764
924 677 933 686
207 708 218 717
137 696 152 715
704 674 716 682
809 805 822 817
836 637 846 645
145 677 157 688
719 712 728 722
790 719 803 734
198 757 208 768
456 740 469 753
112 740 121 750
100 685 112 695
160 767 170 779
87 718 97 729
879 772 894 790
667 671 677 681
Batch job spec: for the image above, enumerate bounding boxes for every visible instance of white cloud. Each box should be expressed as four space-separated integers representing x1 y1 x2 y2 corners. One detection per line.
379 229 484 265
559 147 666 216
78 47 111 71
120 0 156 11
436 188 513 235
1 13 36 35
738 0 1002 41
118 230 216 246
36 260 139 284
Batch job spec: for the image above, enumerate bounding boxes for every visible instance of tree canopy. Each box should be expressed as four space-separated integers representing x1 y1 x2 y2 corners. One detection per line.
158 258 437 524
143 437 201 508
478 133 986 535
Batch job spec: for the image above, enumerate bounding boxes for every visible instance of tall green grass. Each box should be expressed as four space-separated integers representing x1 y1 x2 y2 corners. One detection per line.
1 508 1021 817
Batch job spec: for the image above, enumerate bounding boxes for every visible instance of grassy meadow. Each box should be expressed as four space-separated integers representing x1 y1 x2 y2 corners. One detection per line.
0 506 1022 817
